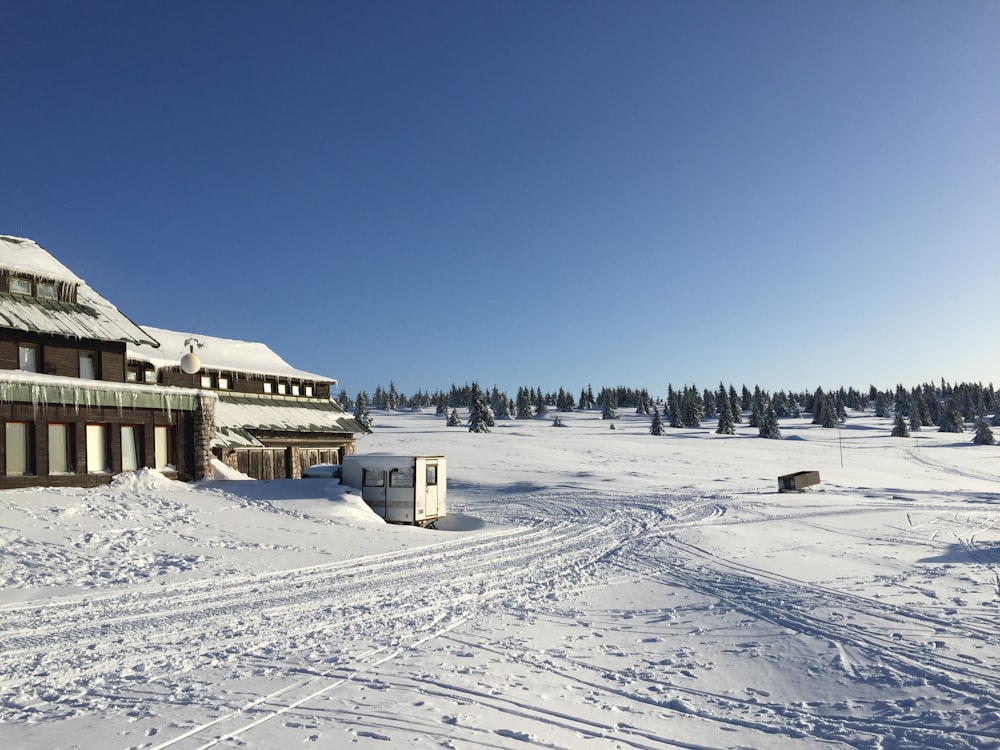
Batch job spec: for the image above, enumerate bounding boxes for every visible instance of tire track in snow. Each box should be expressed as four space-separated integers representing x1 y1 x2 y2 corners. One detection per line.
904 447 1000 484
0 502 650 730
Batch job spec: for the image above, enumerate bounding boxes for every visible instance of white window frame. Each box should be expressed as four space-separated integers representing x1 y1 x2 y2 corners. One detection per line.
37 281 58 299
9 277 31 295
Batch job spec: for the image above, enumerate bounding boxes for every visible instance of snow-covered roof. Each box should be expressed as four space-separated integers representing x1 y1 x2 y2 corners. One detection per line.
0 235 82 285
130 326 334 383
213 393 366 448
0 236 159 346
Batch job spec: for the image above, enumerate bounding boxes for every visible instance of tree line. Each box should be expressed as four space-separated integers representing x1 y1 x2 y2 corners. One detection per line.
337 380 998 445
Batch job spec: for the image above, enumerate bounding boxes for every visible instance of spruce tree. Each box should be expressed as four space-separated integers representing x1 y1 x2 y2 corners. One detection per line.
515 388 533 420
938 399 965 433
649 407 665 436
354 391 373 429
668 391 683 428
601 390 617 420
716 391 736 435
891 412 909 438
447 408 462 427
973 419 995 445
758 399 781 439
468 391 494 433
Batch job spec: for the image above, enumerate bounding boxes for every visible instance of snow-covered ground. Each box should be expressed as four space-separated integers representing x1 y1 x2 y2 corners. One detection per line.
2 408 999 749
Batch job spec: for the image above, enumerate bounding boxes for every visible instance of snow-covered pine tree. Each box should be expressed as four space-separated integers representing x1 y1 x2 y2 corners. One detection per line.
728 385 743 423
891 411 910 438
354 391 373 429
467 388 495 433
818 393 839 428
973 419 996 445
682 387 704 428
716 387 736 435
758 399 781 439
514 387 532 419
649 406 665 436
668 390 683 428
534 388 549 418
938 399 965 433
874 391 891 418
491 387 511 419
601 390 617 420
811 387 826 425
447 408 462 427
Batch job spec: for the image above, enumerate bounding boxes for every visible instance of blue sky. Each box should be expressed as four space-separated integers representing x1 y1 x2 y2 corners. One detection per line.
3 1 997 400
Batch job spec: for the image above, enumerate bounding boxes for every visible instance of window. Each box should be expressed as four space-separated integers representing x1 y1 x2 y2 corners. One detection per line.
264 382 273 394
80 351 99 379
389 468 414 488
291 384 300 396
9 277 31 295
121 425 143 471
218 376 230 389
200 374 213 388
86 424 110 473
5 422 34 476
154 426 171 469
144 369 157 384
362 468 385 487
48 424 74 474
426 464 438 486
18 344 39 372
126 366 140 382
277 382 287 395
37 281 57 299
305 385 314 397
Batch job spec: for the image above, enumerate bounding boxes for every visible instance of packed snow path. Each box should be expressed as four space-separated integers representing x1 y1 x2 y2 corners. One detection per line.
3 481 999 749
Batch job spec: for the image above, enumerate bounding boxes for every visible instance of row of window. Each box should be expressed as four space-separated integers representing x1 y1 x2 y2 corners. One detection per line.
4 422 173 477
362 466 439 489
16 344 318 397
8 276 60 300
18 344 101 378
262 380 313 397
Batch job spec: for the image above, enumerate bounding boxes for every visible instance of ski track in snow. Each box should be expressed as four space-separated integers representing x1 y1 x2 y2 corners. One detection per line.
3 481 1000 748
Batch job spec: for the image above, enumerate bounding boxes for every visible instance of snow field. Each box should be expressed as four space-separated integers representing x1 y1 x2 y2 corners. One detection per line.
0 408 998 748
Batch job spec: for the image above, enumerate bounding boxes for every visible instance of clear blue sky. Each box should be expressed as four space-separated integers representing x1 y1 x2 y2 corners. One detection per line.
3 1 997 399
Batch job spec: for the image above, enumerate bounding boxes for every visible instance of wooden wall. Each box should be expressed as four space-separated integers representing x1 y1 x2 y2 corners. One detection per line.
0 402 196 489
0 331 126 382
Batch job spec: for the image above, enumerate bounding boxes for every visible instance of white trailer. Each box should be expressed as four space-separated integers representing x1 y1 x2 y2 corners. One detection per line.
341 454 446 527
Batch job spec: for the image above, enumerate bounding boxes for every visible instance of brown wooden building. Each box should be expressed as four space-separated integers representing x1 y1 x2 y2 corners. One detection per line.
0 235 209 489
127 327 367 480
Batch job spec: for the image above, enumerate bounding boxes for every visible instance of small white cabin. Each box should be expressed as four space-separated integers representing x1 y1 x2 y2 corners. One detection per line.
341 455 446 527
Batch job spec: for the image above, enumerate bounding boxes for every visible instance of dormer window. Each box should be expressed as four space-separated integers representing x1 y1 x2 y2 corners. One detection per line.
10 278 31 295
37 282 57 299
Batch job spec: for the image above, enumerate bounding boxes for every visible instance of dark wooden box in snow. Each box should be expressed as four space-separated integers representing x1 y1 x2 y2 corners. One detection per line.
778 470 820 492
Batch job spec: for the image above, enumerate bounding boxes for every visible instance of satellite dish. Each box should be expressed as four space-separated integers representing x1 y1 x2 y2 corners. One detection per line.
180 351 202 375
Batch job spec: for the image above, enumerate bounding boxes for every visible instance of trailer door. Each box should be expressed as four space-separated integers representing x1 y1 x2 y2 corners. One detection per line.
361 468 387 519
423 460 440 519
